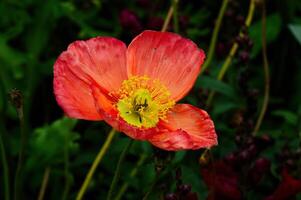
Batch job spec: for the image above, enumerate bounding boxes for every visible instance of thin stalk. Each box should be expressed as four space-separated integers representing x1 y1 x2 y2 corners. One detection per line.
253 0 270 135
201 0 229 74
142 175 160 200
114 154 147 200
38 167 51 200
161 5 174 32
0 115 10 200
62 134 71 200
11 90 26 200
76 129 116 200
172 0 179 33
208 149 216 199
297 105 301 140
206 0 256 107
106 139 134 200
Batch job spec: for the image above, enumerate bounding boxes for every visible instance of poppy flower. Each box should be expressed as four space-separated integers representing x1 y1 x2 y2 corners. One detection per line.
53 30 217 151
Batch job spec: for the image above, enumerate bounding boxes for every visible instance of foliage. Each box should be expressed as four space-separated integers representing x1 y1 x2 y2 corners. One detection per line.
0 0 301 199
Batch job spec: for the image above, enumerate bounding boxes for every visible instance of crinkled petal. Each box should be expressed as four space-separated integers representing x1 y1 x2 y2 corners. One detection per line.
54 37 127 119
148 104 217 151
54 61 101 120
127 30 205 101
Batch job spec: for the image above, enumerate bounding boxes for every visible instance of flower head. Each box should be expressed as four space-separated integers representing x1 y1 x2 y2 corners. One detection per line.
53 30 217 151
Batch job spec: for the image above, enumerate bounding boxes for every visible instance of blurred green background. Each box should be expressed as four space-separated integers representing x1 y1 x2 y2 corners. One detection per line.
0 0 301 199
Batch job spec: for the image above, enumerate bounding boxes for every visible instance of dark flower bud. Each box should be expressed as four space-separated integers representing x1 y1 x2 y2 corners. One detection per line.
175 168 182 180
119 9 143 34
179 15 189 29
164 193 178 200
235 35 245 46
255 0 264 7
225 153 238 165
294 148 301 158
248 158 270 185
147 17 164 30
247 144 258 157
184 192 198 200
199 149 211 167
177 184 192 195
238 149 251 162
9 88 23 109
245 136 254 145
235 135 244 146
239 50 250 64
247 39 254 49
236 15 245 26
231 110 244 127
216 42 227 57
285 159 296 169
255 158 271 172
137 0 150 8
229 0 239 7
225 9 235 18
254 134 273 150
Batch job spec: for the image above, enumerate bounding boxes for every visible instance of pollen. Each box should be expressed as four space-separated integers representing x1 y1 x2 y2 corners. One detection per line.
116 76 175 128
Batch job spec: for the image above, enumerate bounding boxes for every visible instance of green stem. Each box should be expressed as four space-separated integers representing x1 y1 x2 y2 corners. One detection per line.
14 101 26 200
298 105 301 140
206 0 256 107
76 128 116 200
161 3 174 32
201 0 229 74
142 175 160 200
114 154 147 200
62 134 71 200
172 0 179 33
0 115 10 200
106 139 134 200
253 0 270 135
37 167 51 200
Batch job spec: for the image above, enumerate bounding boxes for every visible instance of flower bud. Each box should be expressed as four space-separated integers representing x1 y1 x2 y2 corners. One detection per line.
119 9 143 34
9 88 23 109
164 193 178 200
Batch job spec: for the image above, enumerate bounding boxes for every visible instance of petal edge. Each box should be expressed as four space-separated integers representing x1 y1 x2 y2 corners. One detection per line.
148 104 217 151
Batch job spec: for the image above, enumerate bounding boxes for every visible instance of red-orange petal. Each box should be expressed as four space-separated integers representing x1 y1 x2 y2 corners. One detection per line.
148 104 217 151
54 61 102 120
127 30 205 102
54 37 127 120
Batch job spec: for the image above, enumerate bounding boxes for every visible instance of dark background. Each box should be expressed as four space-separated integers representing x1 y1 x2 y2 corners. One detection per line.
0 0 301 199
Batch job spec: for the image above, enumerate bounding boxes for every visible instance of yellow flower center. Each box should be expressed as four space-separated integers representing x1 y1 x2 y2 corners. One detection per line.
116 76 175 128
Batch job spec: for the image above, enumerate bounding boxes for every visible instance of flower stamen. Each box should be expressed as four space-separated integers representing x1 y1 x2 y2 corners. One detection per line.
116 76 175 128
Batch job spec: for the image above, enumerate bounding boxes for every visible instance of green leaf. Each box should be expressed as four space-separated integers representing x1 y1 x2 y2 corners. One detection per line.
0 37 26 79
172 151 186 164
271 110 298 125
26 117 79 169
196 75 237 99
249 14 282 57
288 24 301 45
212 100 241 116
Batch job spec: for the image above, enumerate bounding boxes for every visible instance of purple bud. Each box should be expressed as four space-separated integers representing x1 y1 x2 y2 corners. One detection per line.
225 9 235 18
164 193 178 200
137 0 150 8
236 15 245 25
239 50 250 63
147 17 164 30
119 9 143 34
177 184 192 195
255 158 271 172
179 15 189 29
